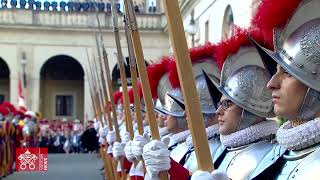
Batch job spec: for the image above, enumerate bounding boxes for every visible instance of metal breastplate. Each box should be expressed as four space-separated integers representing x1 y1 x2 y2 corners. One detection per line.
249 143 286 179
183 137 221 173
218 141 275 180
275 143 320 180
170 142 189 163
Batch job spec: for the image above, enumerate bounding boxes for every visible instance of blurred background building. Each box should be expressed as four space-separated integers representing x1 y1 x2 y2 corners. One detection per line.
0 0 260 122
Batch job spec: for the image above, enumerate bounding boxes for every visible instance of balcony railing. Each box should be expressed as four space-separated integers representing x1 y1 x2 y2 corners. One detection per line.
0 9 165 30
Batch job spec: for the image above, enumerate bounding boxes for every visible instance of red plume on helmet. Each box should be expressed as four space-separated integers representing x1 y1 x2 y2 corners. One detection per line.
250 0 301 44
251 0 301 31
113 91 123 104
147 56 174 99
213 27 274 69
168 42 220 88
127 83 143 104
1 101 17 116
0 105 9 116
128 87 134 104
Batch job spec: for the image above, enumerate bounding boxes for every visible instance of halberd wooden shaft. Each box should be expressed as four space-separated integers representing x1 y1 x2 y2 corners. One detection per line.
124 0 159 140
91 46 113 131
100 47 127 180
86 49 115 180
94 33 114 130
123 12 147 175
95 15 121 143
93 52 121 180
87 49 106 129
124 0 168 179
111 0 134 139
91 52 119 180
162 0 214 172
123 14 144 136
94 22 125 178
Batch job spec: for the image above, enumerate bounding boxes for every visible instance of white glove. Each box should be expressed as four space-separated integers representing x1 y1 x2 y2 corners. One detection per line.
211 170 229 180
121 131 131 144
94 120 100 131
107 144 113 154
133 161 144 177
103 126 109 137
132 132 151 160
191 170 229 180
142 137 171 178
107 131 116 145
124 140 135 162
98 137 106 145
99 127 105 138
129 164 135 176
112 142 125 160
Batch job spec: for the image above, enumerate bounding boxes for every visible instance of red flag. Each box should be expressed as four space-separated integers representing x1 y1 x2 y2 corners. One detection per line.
18 78 24 99
18 77 27 113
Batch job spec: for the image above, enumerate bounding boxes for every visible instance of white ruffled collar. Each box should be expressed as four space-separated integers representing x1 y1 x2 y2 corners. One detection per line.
277 117 320 150
220 120 278 148
159 127 170 137
168 130 191 147
185 124 220 148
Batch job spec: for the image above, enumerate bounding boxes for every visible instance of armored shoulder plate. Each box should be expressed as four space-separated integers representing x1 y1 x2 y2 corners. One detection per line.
275 144 320 180
249 143 286 179
184 137 221 173
218 141 277 180
170 142 190 163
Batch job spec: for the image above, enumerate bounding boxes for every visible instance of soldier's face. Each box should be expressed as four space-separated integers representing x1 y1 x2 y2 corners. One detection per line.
157 113 166 127
216 95 242 135
267 65 308 120
164 115 178 132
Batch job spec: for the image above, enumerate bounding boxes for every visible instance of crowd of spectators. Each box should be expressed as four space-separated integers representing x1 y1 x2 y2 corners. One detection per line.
0 0 159 14
38 118 99 154
134 1 157 14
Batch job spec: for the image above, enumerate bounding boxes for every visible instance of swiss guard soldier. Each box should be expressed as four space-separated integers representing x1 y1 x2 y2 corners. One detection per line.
248 0 320 179
2 102 18 175
23 111 38 147
1 102 16 176
152 29 276 179
141 43 223 179
154 99 170 138
114 88 145 180
164 44 222 174
190 29 279 179
121 56 189 180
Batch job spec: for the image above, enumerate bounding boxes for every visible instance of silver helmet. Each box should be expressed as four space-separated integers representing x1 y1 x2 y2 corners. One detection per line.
207 47 274 129
168 60 221 115
23 120 36 136
156 73 184 117
193 60 221 114
251 0 320 121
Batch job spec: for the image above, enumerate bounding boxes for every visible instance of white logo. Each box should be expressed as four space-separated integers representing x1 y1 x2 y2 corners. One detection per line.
18 149 38 170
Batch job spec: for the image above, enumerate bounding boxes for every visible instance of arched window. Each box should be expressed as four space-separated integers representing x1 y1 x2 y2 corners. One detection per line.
221 5 234 40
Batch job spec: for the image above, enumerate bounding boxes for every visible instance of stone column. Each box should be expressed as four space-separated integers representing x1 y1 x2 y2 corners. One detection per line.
31 76 40 112
84 75 93 123
9 74 18 106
